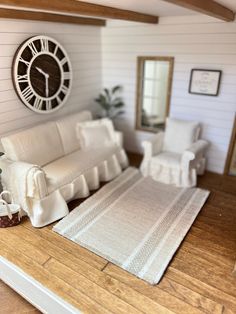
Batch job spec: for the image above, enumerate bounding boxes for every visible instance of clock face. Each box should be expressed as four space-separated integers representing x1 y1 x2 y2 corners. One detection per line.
13 35 72 114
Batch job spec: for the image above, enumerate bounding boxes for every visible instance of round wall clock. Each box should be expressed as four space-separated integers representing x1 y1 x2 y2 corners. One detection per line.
12 35 72 114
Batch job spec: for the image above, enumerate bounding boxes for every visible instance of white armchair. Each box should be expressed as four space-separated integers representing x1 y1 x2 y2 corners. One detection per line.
140 118 209 187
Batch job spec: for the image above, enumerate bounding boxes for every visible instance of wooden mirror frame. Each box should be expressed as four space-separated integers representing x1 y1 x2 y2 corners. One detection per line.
224 115 236 175
135 56 174 133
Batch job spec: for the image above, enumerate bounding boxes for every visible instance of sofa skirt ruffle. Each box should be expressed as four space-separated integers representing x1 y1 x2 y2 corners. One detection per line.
29 148 129 227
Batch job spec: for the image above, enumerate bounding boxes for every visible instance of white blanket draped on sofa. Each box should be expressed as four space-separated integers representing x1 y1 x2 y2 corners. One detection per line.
4 161 41 217
0 111 128 227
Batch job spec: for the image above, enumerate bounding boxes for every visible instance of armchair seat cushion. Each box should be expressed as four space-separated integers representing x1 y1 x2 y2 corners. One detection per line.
152 152 182 169
44 145 122 193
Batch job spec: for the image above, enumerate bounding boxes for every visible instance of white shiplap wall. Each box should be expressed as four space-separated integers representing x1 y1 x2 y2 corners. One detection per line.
0 19 102 137
102 15 236 174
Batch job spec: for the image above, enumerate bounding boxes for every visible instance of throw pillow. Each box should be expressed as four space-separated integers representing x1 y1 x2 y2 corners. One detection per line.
76 118 115 149
163 118 200 154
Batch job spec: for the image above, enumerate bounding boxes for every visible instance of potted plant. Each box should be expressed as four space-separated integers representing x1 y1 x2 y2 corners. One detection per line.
95 85 125 119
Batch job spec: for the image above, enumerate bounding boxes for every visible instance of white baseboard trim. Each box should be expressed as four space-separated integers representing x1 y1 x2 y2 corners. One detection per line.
0 257 80 314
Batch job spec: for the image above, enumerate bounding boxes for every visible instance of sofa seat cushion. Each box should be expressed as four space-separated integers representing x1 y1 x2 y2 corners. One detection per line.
44 145 123 193
56 110 92 155
1 122 64 167
151 152 182 169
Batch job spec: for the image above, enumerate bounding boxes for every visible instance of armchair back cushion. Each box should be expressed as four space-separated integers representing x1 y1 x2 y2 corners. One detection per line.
1 122 64 166
56 110 92 155
76 118 115 149
163 118 200 154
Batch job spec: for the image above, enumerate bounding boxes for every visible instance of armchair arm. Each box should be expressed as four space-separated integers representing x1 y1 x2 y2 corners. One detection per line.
142 132 164 159
114 131 123 147
181 140 209 171
0 156 48 199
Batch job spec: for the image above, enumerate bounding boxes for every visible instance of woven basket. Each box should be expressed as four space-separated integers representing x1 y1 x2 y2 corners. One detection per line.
0 191 21 228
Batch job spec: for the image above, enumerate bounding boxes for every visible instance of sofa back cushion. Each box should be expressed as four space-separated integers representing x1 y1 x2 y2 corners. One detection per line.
1 122 64 166
56 110 92 154
163 118 200 154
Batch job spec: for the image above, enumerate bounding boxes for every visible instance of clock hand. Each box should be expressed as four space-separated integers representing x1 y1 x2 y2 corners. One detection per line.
35 66 45 76
35 66 49 78
45 76 49 98
36 67 50 97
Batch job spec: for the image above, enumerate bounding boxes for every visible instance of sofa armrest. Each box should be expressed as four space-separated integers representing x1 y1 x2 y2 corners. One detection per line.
181 140 209 171
0 157 48 199
142 132 164 159
114 131 123 147
33 169 48 199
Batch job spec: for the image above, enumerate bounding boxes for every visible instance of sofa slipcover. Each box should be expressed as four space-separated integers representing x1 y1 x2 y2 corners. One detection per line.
44 146 124 193
0 111 128 227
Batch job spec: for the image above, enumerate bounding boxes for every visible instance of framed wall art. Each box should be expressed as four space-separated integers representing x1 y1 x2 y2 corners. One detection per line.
189 69 222 96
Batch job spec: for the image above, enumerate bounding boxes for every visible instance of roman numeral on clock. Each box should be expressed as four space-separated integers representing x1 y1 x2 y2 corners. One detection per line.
61 85 69 94
40 38 49 52
64 72 70 80
60 58 67 67
17 74 28 83
53 45 59 56
22 86 34 102
28 42 38 56
19 57 30 67
46 100 52 110
56 96 61 104
34 98 43 110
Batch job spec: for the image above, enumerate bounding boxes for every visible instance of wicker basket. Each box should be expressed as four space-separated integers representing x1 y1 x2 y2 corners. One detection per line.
0 191 21 228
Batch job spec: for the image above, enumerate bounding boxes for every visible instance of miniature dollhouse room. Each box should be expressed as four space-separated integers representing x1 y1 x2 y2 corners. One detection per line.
0 1 235 313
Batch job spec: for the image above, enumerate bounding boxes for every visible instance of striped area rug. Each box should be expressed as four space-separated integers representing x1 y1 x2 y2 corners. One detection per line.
53 167 209 284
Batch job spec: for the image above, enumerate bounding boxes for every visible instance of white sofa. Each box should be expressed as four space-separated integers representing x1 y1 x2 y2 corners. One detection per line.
0 111 128 227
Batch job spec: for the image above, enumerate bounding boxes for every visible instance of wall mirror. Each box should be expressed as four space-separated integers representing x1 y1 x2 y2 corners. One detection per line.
135 56 174 132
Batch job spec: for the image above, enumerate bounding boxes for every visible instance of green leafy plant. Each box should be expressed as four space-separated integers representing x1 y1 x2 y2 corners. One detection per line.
95 85 125 119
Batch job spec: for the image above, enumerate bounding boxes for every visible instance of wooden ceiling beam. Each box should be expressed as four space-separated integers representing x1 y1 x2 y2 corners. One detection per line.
0 7 106 25
163 0 235 22
0 0 159 24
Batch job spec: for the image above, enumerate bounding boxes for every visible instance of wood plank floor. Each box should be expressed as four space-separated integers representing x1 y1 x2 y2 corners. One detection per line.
0 153 236 314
